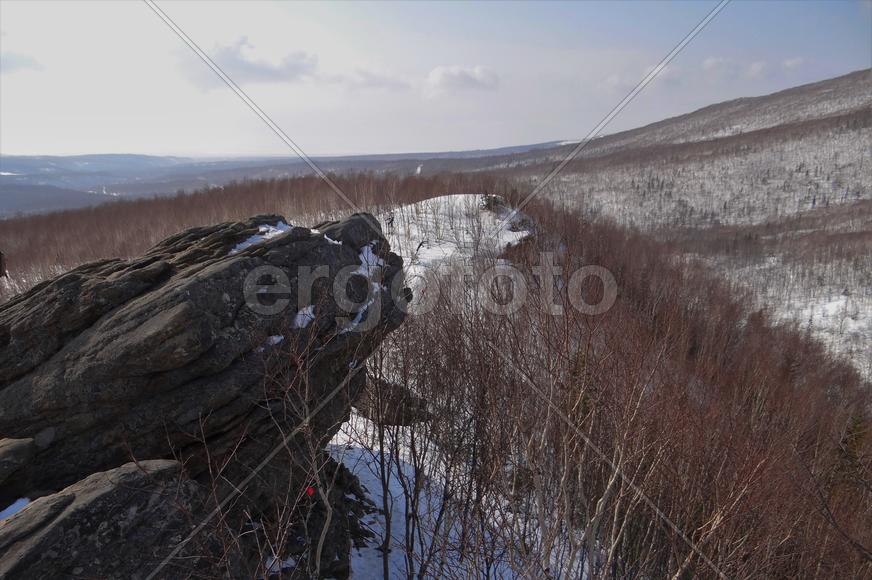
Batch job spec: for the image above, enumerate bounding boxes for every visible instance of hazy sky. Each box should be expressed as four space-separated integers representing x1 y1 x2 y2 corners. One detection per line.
1 0 869 156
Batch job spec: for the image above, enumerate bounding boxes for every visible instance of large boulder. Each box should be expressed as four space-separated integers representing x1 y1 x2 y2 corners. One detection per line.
0 460 203 580
0 212 409 578
0 455 377 579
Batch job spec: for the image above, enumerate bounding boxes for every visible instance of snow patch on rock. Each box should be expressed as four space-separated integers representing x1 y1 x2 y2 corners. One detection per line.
230 221 292 254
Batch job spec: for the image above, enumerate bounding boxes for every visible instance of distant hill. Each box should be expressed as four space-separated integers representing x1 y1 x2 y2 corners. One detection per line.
480 68 871 228
0 184 114 217
0 143 572 215
553 68 871 157
0 154 190 176
1 69 868 216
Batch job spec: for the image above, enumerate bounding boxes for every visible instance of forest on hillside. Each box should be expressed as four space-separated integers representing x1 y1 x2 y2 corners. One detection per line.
2 172 870 577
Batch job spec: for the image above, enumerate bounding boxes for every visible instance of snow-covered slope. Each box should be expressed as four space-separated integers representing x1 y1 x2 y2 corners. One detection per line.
329 413 519 579
382 194 531 294
328 194 533 578
711 252 872 379
581 69 871 154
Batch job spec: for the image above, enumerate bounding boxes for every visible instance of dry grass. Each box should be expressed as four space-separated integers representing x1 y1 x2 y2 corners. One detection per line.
0 172 521 302
359 198 872 577
2 174 869 578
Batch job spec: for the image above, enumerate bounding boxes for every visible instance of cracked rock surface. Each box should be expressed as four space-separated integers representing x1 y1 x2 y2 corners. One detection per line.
0 212 409 578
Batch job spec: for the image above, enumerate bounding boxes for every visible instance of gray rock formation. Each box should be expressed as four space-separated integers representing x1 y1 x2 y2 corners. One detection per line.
0 213 409 578
0 460 202 580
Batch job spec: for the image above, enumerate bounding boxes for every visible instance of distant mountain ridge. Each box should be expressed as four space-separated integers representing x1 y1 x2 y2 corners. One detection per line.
561 68 871 157
0 142 573 215
1 69 869 216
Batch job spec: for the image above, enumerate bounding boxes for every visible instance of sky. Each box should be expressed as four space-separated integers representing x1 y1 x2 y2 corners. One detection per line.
0 0 870 157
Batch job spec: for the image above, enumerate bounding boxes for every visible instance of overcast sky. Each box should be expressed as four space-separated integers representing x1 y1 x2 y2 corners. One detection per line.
1 0 870 157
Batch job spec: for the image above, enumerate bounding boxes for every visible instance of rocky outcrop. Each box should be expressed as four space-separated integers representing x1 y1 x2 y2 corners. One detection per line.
0 213 409 578
0 438 34 488
0 461 202 580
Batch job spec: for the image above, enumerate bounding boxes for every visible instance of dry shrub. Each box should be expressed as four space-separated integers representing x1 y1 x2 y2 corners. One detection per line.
0 172 521 302
360 197 871 577
3 175 869 578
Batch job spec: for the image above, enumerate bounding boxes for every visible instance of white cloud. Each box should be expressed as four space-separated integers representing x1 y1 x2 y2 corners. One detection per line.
179 37 410 93
332 68 411 91
782 57 805 70
0 51 42 74
702 56 740 82
702 56 729 71
598 63 682 93
645 63 682 86
746 61 768 80
425 65 499 94
181 37 317 89
0 1 865 156
703 57 769 82
598 73 628 92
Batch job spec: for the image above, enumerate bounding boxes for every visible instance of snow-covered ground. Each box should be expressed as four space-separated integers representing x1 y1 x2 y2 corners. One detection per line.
543 127 871 228
381 194 531 296
537 121 871 378
329 413 518 579
718 254 872 379
324 194 534 578
319 194 597 579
